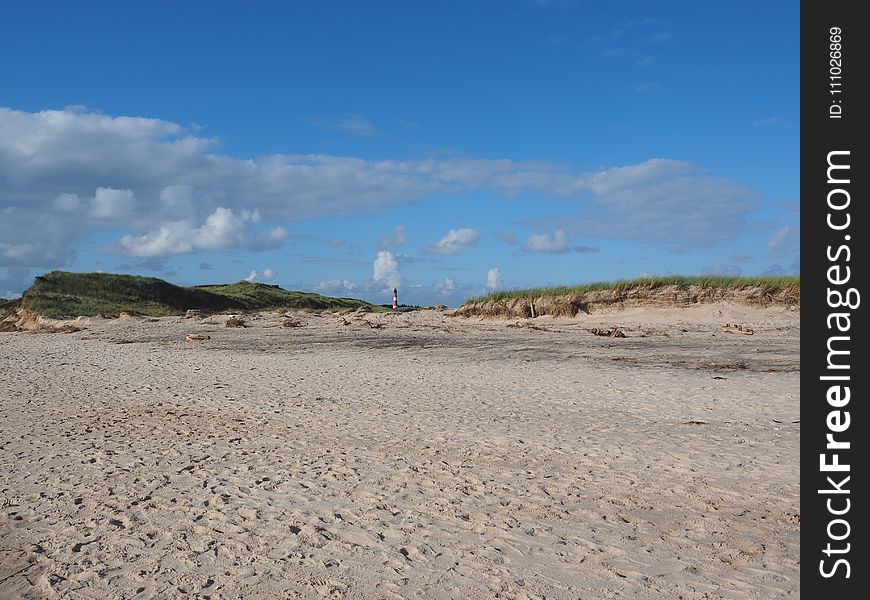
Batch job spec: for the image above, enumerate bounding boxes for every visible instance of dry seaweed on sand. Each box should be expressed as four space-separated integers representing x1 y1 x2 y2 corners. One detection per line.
590 327 625 338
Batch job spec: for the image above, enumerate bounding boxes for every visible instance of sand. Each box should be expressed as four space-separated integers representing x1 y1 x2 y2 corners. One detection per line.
0 304 799 599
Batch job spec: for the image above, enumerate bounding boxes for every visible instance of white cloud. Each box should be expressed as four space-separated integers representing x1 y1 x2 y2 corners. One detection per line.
250 226 288 251
0 107 763 268
245 268 277 282
158 184 200 221
523 230 570 253
378 225 406 249
116 207 258 257
314 279 357 294
434 277 456 297
89 187 136 219
116 222 193 257
427 228 481 255
534 159 759 249
196 207 259 250
373 250 402 289
486 267 502 290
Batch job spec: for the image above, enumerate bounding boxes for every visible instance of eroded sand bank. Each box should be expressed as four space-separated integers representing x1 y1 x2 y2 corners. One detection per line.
0 305 799 599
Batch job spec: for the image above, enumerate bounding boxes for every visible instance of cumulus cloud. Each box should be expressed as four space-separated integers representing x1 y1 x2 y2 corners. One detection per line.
486 267 502 290
89 187 136 219
116 207 259 257
523 230 570 253
245 268 277 282
314 279 357 294
427 228 481 255
249 226 288 251
378 225 407 250
0 107 763 268
433 278 456 297
373 250 402 289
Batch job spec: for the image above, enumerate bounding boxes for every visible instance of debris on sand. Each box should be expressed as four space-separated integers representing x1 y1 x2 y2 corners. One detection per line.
720 324 754 335
225 318 247 328
590 327 625 338
186 334 211 341
185 309 206 319
507 322 547 331
282 318 305 328
641 330 670 337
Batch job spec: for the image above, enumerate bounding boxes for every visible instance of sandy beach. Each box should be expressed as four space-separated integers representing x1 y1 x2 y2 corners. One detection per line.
0 305 799 599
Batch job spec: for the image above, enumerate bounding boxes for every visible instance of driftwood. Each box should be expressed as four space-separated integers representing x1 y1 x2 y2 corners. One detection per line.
186 334 210 341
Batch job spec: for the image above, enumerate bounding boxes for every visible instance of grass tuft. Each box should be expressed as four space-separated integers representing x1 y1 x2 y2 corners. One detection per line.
465 275 800 304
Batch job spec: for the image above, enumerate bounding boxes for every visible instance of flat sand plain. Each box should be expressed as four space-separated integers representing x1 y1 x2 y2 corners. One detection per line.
0 304 799 599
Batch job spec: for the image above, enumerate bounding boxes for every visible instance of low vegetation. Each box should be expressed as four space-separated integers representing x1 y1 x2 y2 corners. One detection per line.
18 271 382 317
465 275 799 304
455 275 800 318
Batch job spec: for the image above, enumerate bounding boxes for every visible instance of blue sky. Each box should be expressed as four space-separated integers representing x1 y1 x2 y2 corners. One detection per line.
0 1 799 306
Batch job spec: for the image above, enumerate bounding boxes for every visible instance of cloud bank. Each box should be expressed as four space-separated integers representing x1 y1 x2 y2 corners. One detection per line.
1 106 764 270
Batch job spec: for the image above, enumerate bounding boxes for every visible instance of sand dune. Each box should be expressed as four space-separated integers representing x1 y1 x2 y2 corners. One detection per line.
0 305 799 599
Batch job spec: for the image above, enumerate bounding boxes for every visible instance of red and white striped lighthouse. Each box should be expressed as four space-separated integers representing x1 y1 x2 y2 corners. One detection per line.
392 288 398 309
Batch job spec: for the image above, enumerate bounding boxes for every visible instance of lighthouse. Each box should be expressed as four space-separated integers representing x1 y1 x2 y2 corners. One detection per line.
392 288 398 309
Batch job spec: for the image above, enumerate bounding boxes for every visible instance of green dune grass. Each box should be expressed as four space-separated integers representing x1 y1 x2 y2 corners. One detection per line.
465 275 800 304
19 271 382 317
